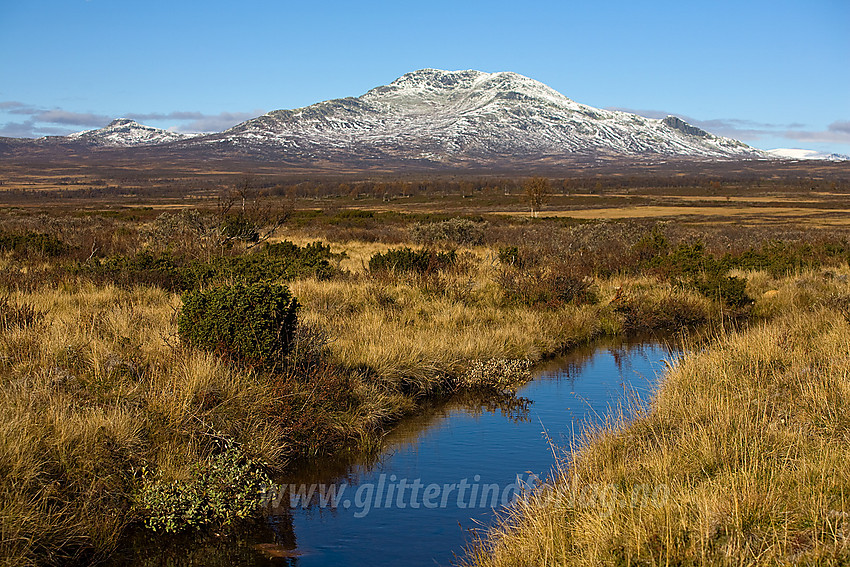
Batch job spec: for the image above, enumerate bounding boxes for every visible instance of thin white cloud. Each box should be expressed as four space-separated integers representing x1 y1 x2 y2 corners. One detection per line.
829 121 850 135
780 128 850 145
0 120 37 137
35 110 112 126
174 110 264 133
607 107 806 137
607 107 850 148
0 102 112 127
0 120 78 137
0 103 264 137
0 101 36 112
127 111 206 121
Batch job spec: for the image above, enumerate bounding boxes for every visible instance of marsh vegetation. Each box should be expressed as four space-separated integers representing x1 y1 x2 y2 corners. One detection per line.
0 174 849 565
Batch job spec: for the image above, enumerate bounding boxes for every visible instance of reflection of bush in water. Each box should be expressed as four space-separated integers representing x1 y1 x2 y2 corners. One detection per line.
111 509 297 567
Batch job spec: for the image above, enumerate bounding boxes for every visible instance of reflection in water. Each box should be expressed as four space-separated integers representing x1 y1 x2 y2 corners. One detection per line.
277 388 533 494
108 510 297 567
110 337 678 566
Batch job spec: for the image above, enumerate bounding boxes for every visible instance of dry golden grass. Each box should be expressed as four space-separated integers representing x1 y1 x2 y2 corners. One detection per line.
495 205 848 221
0 252 654 564
294 276 603 388
465 271 850 566
0 283 293 565
1 222 845 565
291 254 693 390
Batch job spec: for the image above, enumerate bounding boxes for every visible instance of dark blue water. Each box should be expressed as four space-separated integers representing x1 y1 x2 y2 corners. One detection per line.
273 339 675 566
112 339 676 566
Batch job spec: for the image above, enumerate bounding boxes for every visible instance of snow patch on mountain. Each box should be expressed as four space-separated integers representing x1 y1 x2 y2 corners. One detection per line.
766 148 849 161
32 69 779 165
67 119 192 147
210 68 769 162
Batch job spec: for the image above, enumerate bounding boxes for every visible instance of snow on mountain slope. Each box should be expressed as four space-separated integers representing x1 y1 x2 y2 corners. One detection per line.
203 69 769 163
14 69 774 166
766 148 849 161
67 119 191 147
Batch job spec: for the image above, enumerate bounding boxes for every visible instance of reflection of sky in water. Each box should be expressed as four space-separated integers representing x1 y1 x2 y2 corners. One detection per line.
107 341 677 566
285 341 676 567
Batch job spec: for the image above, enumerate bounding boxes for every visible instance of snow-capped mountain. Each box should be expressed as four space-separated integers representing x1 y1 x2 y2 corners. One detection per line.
67 118 191 147
766 148 849 161
3 69 775 167
188 69 767 164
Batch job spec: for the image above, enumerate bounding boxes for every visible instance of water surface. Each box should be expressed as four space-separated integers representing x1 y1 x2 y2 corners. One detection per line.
112 338 676 566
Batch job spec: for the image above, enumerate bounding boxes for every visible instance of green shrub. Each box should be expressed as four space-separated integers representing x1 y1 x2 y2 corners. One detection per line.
692 273 752 308
613 291 710 331
219 215 259 242
639 239 752 307
498 246 524 268
327 209 375 226
721 240 848 277
135 444 270 533
457 358 531 391
369 247 456 274
259 240 343 280
410 218 487 246
82 241 342 291
496 265 598 308
631 225 668 264
656 241 716 278
177 282 299 369
0 231 66 257
90 250 187 289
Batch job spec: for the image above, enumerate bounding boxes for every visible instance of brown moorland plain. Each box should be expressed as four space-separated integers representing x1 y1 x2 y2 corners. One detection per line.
2 156 849 228
0 158 849 565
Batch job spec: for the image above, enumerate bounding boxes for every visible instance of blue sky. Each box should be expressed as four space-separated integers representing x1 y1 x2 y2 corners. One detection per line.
1 0 848 154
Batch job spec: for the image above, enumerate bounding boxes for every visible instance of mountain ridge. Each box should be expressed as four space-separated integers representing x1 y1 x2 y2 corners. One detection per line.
66 118 190 147
2 69 783 167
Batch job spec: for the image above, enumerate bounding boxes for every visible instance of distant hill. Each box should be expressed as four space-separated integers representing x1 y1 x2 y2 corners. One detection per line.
2 69 776 169
766 148 849 161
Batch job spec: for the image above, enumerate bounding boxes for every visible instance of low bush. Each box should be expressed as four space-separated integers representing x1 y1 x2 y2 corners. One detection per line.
496 265 598 308
81 240 342 291
692 273 752 308
630 225 668 265
497 246 525 268
260 240 343 279
723 239 848 277
219 215 259 243
369 247 456 275
90 250 187 289
634 239 753 307
0 231 66 257
410 218 488 246
649 241 714 278
612 288 711 331
456 359 531 392
135 444 270 533
177 282 299 370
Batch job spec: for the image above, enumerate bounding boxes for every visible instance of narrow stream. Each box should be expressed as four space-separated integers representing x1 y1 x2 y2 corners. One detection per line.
112 337 677 566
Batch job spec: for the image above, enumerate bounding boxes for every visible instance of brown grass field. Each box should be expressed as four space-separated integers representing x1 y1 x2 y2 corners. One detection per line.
0 158 849 565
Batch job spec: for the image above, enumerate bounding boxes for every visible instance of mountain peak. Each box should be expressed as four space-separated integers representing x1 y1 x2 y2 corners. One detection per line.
365 68 567 98
104 118 139 128
22 68 771 165
210 68 769 165
68 118 189 147
386 68 489 89
661 116 710 138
